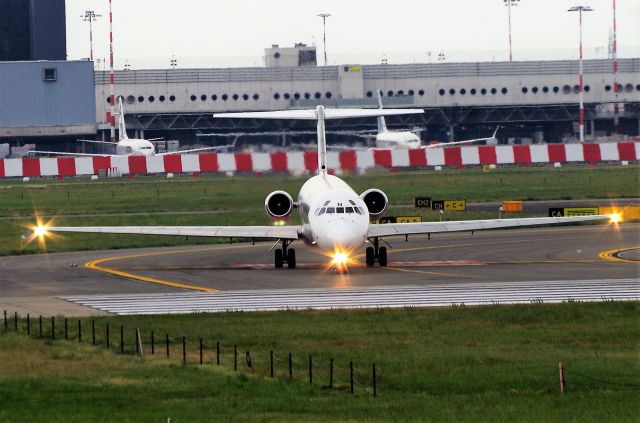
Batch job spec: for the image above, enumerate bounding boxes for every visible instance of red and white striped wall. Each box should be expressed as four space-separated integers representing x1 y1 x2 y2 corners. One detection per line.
1 143 637 178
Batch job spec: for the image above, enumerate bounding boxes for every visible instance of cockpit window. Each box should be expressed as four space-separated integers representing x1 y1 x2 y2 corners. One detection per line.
318 208 326 216
349 200 356 205
336 207 345 214
326 207 335 214
141 147 153 150
345 207 354 213
355 207 363 215
323 201 330 206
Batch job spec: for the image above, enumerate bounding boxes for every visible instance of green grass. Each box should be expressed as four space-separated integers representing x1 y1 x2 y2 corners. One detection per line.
1 165 638 256
1 302 638 422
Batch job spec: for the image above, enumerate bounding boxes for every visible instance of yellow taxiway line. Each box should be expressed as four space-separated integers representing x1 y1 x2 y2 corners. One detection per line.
85 244 264 292
598 246 640 264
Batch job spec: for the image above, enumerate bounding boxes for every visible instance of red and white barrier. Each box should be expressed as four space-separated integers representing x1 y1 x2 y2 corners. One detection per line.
1 143 637 178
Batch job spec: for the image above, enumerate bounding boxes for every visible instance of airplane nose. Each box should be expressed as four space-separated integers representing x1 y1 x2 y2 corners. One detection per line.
323 223 363 250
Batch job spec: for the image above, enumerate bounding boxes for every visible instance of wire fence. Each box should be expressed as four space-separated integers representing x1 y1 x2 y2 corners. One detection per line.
2 310 378 396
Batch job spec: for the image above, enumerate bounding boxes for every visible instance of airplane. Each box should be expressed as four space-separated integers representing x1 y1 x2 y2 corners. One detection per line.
28 97 236 157
33 106 616 271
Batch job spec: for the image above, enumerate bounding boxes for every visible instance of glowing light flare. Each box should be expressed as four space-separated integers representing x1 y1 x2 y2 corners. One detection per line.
22 213 63 251
609 213 622 224
34 225 48 237
272 220 287 226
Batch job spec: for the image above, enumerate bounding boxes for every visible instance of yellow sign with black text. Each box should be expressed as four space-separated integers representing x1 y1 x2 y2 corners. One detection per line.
396 216 423 223
444 200 466 211
564 207 599 216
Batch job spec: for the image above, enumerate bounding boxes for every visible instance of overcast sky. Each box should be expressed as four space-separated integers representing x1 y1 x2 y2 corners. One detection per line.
65 0 640 69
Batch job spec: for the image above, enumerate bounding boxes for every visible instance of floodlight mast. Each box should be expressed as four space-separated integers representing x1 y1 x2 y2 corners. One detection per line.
81 10 101 62
503 0 521 62
317 13 331 66
568 5 593 143
612 0 619 134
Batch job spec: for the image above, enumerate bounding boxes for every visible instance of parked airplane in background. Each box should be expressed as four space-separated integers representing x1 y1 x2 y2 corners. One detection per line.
28 97 235 157
33 106 613 271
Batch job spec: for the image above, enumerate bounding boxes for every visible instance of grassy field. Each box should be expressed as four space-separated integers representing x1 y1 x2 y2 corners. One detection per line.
1 165 637 256
0 302 638 422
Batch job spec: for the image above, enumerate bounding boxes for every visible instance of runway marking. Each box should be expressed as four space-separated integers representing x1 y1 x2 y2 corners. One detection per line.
383 267 473 278
599 247 640 264
61 278 640 315
85 244 265 292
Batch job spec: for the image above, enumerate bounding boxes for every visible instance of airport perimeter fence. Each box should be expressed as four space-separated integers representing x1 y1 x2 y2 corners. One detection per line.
2 311 378 397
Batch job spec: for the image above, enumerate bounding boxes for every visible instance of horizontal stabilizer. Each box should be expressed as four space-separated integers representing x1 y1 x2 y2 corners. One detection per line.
214 108 423 120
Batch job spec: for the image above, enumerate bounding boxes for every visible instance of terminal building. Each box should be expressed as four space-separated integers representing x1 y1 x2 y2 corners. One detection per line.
1 39 639 155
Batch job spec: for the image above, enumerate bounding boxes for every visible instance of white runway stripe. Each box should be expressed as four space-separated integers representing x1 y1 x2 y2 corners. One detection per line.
62 279 640 315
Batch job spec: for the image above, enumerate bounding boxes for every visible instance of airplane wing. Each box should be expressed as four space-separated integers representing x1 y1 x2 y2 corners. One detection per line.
156 146 233 156
41 225 302 240
77 139 118 145
214 108 424 120
27 150 112 157
426 138 489 148
367 215 611 238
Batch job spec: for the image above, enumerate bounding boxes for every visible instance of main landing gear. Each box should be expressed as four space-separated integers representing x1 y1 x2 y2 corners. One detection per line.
274 239 296 269
365 237 387 267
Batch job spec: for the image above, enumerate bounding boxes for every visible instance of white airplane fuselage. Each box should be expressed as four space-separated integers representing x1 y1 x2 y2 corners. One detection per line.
298 174 369 253
115 138 156 156
375 131 422 149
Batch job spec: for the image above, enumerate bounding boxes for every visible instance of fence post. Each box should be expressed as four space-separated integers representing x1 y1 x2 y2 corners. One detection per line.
270 350 274 377
39 315 42 338
166 334 170 358
350 361 354 394
14 312 18 332
26 314 30 335
329 358 334 389
559 362 566 393
78 320 82 342
308 355 313 384
373 363 377 397
199 338 203 365
182 336 186 364
136 328 143 356
245 351 252 371
106 323 110 348
120 325 124 354
288 353 292 379
51 316 55 340
64 318 68 340
3 310 6 332
92 320 95 345
216 341 220 365
233 345 237 371
151 331 155 355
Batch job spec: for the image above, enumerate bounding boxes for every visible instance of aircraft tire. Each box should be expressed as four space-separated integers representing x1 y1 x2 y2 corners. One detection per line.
378 247 388 267
287 249 296 269
365 247 375 267
275 249 284 268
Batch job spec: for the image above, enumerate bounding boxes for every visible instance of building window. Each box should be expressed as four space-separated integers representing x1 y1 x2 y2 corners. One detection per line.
273 93 280 100
418 89 425 96
439 89 445 96
211 94 217 101
522 87 528 94
138 96 145 102
325 91 332 98
159 95 165 102
43 68 57 81
169 95 176 101
148 96 155 102
481 88 487 95
470 88 476 95
190 94 197 101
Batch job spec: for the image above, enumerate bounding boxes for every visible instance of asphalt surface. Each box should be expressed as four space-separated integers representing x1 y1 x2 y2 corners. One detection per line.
0 222 638 316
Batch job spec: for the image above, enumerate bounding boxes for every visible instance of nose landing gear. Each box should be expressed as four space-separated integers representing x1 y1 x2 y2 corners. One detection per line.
274 239 296 269
365 237 388 267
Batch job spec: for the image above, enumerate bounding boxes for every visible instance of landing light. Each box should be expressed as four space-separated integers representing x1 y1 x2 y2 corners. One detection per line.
34 226 48 237
610 213 622 224
333 252 349 265
273 220 286 226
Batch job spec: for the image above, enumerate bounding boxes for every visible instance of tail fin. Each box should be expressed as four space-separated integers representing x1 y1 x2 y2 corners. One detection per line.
316 106 328 177
491 125 500 138
376 90 388 133
117 97 128 141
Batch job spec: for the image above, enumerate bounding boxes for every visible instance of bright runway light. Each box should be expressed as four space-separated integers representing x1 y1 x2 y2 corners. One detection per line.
333 252 349 265
34 225 48 237
609 213 622 224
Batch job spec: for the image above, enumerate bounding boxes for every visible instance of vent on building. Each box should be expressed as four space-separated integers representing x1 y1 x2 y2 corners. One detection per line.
43 68 57 81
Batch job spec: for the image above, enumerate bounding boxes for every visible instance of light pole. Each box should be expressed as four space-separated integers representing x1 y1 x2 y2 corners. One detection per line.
612 0 619 134
503 0 520 62
568 5 593 143
81 10 101 62
317 13 331 66
170 55 177 69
